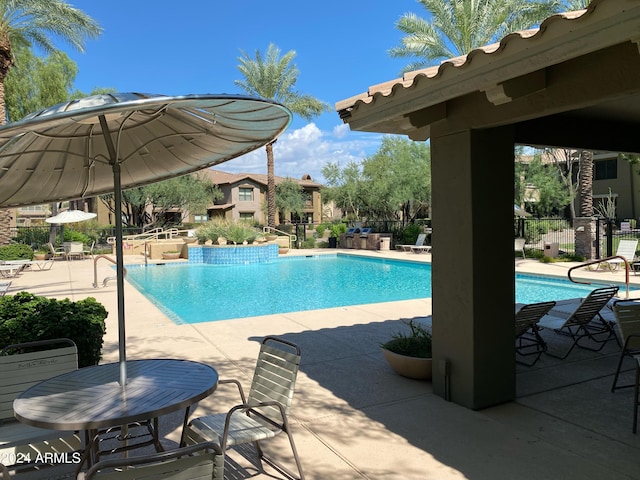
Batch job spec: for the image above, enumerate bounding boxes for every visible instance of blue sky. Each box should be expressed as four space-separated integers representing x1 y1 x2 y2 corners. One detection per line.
61 0 423 183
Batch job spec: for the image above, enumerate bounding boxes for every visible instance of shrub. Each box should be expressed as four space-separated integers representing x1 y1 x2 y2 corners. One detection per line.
401 223 423 245
300 238 316 249
381 319 432 358
0 292 107 367
195 219 261 244
0 244 34 260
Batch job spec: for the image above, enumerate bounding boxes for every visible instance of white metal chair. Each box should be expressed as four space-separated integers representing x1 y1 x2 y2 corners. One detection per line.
78 441 224 480
611 299 640 392
183 336 304 480
46 242 67 260
515 238 526 258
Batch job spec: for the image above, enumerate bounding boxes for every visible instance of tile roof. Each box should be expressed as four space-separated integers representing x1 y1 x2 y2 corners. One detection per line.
198 169 323 188
335 0 640 141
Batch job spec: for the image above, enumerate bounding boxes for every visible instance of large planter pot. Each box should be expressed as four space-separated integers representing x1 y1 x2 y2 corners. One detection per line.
162 252 180 260
381 348 432 380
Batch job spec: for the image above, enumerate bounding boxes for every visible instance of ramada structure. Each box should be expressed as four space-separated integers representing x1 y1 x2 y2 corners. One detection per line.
336 0 640 409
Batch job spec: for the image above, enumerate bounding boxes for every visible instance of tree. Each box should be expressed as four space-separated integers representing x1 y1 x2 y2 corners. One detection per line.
4 45 77 122
99 174 222 230
389 0 561 73
0 0 101 245
522 155 570 216
321 137 431 223
235 43 330 229
275 179 307 223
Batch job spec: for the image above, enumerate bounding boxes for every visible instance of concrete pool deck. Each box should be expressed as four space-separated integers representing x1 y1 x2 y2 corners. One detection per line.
5 248 640 479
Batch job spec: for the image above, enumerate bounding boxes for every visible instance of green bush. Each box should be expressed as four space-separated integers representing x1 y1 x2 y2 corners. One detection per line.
195 219 261 244
401 223 423 245
300 238 316 249
0 244 34 260
0 292 107 367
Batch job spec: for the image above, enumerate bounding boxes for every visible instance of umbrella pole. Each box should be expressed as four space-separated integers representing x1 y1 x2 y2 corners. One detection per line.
100 115 127 386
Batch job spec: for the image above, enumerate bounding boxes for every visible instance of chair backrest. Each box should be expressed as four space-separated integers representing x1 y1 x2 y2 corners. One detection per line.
80 441 223 480
614 239 638 261
414 233 426 246
514 238 526 251
515 301 556 337
248 336 301 419
68 242 83 254
612 299 640 351
0 338 78 422
45 242 55 254
567 286 619 327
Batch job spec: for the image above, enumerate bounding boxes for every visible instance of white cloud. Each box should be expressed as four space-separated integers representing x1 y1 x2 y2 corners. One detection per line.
221 122 383 183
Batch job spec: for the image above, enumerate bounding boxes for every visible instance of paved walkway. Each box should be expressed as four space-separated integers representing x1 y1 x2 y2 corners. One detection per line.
5 249 640 479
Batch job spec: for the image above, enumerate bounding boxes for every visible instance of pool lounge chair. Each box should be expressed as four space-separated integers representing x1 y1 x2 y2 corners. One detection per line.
0 264 25 278
600 239 638 271
183 336 305 480
0 281 10 296
399 233 427 252
515 301 557 366
542 286 620 359
611 299 640 392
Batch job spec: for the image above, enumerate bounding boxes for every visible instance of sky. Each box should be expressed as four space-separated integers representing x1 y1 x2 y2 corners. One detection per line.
60 0 424 184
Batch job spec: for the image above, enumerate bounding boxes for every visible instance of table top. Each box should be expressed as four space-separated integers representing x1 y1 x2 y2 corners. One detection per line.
14 359 218 431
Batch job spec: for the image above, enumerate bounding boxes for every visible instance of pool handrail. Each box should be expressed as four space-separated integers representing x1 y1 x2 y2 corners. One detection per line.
568 256 631 298
263 226 297 249
93 255 127 288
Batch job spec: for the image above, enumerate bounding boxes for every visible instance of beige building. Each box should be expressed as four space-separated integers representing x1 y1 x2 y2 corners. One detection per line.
195 169 323 225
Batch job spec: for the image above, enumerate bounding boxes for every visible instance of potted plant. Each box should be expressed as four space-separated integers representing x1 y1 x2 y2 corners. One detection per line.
381 319 432 380
33 249 49 260
162 250 181 260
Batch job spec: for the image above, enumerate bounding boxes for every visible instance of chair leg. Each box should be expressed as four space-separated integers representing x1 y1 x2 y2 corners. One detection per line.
633 358 639 434
253 418 304 480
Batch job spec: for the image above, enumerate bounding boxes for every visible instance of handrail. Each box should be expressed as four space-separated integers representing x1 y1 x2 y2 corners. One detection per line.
568 255 630 298
263 226 297 249
93 255 127 288
107 228 191 245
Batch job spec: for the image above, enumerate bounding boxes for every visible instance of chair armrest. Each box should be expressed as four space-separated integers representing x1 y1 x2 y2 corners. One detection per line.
218 378 247 403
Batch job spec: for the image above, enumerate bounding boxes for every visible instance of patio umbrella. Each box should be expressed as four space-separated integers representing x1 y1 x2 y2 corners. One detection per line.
0 92 291 385
45 210 97 224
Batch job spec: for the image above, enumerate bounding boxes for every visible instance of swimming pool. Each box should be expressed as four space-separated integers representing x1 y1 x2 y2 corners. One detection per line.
124 254 630 324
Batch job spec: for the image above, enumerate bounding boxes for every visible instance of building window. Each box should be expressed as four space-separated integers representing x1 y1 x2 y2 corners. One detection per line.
194 215 208 223
239 187 253 201
594 159 617 180
239 212 254 221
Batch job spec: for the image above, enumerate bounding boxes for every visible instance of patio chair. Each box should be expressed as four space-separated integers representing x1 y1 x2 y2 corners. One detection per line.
515 238 526 258
545 286 620 359
66 241 84 260
399 233 426 252
0 338 81 474
515 301 556 366
600 239 638 271
610 299 640 392
78 441 224 479
0 264 25 278
183 336 305 480
46 242 67 260
0 281 10 296
84 240 96 258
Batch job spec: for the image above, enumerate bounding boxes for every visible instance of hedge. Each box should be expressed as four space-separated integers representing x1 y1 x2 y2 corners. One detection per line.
0 292 107 367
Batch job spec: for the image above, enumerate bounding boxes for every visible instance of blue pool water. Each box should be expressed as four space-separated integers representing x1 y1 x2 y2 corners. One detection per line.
124 254 630 324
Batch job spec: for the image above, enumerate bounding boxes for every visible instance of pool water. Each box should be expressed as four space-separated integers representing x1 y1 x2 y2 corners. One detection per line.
124 254 629 324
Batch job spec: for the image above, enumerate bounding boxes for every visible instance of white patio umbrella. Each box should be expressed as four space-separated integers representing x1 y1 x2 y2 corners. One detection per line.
0 93 291 385
45 210 97 224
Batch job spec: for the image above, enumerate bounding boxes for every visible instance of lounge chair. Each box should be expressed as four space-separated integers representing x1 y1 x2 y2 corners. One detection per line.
0 264 25 278
399 233 427 252
542 286 620 359
610 299 640 392
78 441 224 479
600 239 638 271
0 339 81 474
183 336 305 480
515 301 556 365
0 281 10 296
515 238 526 258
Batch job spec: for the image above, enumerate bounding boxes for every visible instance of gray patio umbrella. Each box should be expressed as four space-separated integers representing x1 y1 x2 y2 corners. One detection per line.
0 93 291 385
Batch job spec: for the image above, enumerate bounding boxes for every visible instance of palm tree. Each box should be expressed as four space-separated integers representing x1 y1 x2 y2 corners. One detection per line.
389 0 561 73
0 0 101 245
235 43 330 228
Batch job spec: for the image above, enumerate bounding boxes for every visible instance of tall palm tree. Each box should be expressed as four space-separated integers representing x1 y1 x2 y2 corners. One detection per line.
235 43 330 228
389 0 561 73
0 0 101 245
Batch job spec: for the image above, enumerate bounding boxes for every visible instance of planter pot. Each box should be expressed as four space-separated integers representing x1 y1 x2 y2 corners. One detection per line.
381 348 432 380
278 247 289 254
328 237 337 248
162 252 180 260
33 253 47 260
266 235 278 242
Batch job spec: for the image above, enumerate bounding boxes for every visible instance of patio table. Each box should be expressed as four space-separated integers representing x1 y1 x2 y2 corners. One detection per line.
13 358 218 467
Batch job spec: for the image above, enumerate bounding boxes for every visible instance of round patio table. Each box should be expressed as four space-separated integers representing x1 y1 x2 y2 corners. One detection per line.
14 358 218 467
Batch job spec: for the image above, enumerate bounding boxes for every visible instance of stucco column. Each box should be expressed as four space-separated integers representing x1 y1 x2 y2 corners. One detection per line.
430 126 516 409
